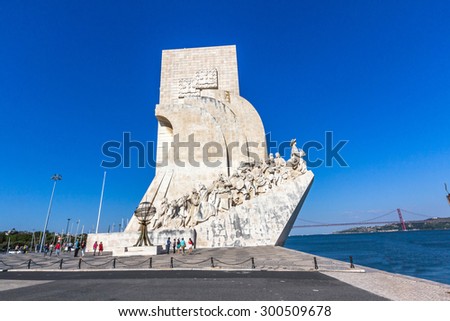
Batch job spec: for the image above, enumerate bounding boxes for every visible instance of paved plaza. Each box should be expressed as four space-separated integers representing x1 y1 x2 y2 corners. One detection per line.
1 246 449 301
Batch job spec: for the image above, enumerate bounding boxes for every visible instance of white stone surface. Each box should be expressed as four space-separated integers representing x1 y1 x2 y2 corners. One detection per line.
159 45 239 104
113 245 162 257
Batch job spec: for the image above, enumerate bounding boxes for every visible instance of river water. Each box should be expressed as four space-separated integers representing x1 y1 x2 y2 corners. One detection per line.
284 229 450 285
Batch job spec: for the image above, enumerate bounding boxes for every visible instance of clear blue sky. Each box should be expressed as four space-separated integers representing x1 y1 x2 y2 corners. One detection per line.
1 1 449 235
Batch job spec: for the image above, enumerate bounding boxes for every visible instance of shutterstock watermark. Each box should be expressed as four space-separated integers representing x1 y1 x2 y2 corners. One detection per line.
100 131 349 169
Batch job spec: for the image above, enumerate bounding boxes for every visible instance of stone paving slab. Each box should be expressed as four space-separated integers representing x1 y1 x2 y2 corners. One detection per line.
1 246 449 300
0 280 53 292
323 268 450 301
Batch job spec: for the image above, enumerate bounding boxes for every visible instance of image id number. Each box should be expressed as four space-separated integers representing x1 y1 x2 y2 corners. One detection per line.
260 305 331 317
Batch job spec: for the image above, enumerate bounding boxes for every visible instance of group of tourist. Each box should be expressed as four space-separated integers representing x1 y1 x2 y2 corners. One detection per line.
32 240 106 257
165 237 194 255
12 244 29 253
92 241 104 256
40 240 87 257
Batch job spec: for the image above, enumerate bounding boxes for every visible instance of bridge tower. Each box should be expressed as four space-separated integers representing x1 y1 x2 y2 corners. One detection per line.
445 183 450 205
396 208 407 231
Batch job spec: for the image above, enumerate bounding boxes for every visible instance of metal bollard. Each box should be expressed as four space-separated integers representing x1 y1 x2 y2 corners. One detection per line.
314 257 319 270
149 257 152 269
27 259 32 269
251 257 256 269
78 258 82 269
170 257 174 268
59 259 63 270
210 257 215 268
349 256 355 269
113 258 116 269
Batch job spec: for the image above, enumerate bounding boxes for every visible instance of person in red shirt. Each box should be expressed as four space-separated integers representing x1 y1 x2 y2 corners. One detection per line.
55 242 61 256
187 238 194 254
93 241 98 256
98 242 104 256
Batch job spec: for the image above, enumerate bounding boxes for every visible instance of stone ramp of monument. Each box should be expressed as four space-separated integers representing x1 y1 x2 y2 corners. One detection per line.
194 170 314 247
125 169 173 233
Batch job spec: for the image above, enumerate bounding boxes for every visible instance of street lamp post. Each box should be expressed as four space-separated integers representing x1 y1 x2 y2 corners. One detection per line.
65 218 71 244
96 171 107 234
445 183 450 205
74 219 80 242
39 174 62 253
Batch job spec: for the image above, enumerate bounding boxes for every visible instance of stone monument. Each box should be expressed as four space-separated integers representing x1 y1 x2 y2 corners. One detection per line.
88 45 313 253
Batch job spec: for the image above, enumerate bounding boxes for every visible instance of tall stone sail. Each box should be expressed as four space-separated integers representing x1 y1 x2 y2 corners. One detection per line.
91 45 313 251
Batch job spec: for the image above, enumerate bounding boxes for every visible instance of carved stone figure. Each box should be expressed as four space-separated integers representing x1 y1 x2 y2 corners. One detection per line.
165 200 179 228
197 183 217 222
287 139 307 174
186 188 200 227
244 172 256 199
152 197 169 229
255 173 269 194
252 163 262 178
264 165 275 187
176 194 189 227
229 171 246 206
168 200 178 219
268 153 275 166
274 152 286 168
213 174 233 211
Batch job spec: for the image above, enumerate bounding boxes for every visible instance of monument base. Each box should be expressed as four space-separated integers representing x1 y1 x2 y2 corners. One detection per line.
113 245 163 257
86 230 196 255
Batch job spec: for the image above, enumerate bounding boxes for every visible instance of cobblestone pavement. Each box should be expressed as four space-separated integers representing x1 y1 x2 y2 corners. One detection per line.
1 246 449 300
323 269 450 301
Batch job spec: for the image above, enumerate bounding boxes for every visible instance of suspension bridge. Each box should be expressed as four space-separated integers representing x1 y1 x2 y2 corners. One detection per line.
292 208 434 231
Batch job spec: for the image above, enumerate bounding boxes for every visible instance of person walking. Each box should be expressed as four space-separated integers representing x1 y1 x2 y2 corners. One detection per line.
55 242 61 257
180 238 186 254
172 238 176 254
93 241 98 256
73 240 80 257
98 242 104 255
166 237 171 254
187 238 194 254
176 238 181 254
81 241 86 256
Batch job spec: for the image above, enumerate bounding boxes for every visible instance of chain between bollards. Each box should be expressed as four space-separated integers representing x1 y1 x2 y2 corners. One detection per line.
314 257 319 270
59 259 63 270
349 256 355 269
210 257 215 268
251 257 256 269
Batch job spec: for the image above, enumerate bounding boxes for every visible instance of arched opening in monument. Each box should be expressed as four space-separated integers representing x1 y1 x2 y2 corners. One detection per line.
157 116 173 132
156 115 174 168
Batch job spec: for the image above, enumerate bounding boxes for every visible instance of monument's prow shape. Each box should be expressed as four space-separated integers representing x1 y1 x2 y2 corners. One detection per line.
89 45 313 251
126 45 269 231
